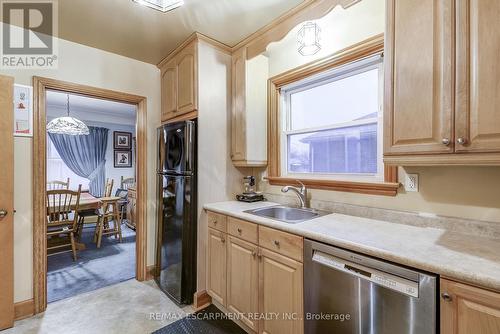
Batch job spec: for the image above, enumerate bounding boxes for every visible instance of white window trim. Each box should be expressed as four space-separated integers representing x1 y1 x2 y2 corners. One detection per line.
280 55 384 183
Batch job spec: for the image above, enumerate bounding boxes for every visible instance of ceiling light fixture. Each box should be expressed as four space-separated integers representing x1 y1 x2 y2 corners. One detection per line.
47 94 90 136
297 21 321 56
132 0 184 13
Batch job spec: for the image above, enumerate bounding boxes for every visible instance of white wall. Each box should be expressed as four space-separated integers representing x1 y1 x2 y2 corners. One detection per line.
266 0 384 76
196 41 247 291
1 36 160 303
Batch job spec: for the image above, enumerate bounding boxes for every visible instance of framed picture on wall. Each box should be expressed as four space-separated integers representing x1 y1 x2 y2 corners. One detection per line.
114 151 132 168
114 131 132 150
13 84 33 137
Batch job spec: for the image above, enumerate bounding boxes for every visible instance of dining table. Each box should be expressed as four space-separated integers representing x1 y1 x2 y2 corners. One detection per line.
47 192 121 251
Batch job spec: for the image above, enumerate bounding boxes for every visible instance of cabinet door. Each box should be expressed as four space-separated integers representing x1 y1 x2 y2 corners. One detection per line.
176 40 198 115
161 59 177 121
384 0 454 155
259 248 303 334
227 236 259 331
455 0 500 152
231 48 247 162
207 228 227 306
441 278 500 334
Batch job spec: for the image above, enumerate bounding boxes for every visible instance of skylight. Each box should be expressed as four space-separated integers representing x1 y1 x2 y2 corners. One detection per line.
132 0 184 13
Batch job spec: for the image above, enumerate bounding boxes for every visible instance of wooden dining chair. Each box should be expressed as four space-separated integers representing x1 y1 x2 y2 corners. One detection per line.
94 197 123 248
76 178 114 241
46 184 82 261
47 178 70 190
120 176 135 190
104 178 114 197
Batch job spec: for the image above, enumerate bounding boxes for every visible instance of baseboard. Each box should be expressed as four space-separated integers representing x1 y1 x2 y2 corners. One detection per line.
145 265 155 281
14 299 35 321
193 290 212 311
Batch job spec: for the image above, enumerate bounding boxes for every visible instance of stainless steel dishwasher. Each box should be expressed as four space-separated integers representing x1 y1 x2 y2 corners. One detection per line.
304 239 437 334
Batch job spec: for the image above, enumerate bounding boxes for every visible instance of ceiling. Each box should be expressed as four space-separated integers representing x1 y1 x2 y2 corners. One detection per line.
46 90 136 125
57 0 304 65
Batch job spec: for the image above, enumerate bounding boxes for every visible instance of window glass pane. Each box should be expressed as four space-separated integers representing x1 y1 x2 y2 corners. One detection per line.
287 123 378 174
289 68 379 131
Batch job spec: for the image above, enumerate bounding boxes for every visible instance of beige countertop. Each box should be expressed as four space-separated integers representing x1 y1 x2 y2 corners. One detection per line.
204 201 500 292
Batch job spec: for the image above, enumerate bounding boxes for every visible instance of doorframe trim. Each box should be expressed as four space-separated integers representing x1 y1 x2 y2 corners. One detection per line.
32 76 148 313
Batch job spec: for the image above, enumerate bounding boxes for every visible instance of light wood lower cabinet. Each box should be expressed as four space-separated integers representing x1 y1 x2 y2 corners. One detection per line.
206 212 304 334
227 236 259 331
259 248 303 334
441 278 500 334
207 228 227 306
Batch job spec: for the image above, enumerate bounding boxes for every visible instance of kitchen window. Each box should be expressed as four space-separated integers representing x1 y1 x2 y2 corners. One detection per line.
281 56 383 182
267 36 399 196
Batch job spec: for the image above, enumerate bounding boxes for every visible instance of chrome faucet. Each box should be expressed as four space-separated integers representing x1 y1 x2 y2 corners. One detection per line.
281 181 308 208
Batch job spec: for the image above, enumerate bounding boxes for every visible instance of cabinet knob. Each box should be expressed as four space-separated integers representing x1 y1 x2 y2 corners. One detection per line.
0 209 7 218
274 240 280 247
212 220 217 225
442 138 451 146
457 137 467 145
221 237 225 243
441 292 452 302
237 228 242 234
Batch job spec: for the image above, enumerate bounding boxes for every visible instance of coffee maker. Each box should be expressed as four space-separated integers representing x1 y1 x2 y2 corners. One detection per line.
236 176 265 203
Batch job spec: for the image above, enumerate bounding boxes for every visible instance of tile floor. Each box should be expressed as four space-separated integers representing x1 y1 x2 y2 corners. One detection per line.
6 280 192 334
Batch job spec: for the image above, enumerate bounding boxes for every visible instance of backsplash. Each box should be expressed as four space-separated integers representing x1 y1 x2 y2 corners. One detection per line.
263 192 500 240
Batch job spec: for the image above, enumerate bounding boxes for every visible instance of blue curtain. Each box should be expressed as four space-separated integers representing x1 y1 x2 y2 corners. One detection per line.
49 126 109 197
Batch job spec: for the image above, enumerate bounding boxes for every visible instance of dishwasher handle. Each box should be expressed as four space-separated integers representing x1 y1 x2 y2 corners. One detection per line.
312 250 420 298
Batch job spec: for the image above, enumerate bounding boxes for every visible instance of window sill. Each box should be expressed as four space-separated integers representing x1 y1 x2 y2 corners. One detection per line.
266 176 400 196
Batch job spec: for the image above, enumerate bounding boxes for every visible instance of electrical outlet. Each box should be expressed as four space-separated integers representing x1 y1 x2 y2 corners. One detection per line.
404 173 419 192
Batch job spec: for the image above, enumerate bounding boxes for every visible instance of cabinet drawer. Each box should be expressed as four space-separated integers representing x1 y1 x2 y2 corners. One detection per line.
207 211 227 232
228 217 258 244
259 226 303 262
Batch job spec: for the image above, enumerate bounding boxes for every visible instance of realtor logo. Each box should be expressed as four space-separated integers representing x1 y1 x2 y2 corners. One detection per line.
1 0 58 69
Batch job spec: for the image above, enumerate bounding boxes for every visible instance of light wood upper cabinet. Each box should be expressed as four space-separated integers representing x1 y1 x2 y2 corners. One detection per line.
161 59 177 121
259 248 303 334
384 0 454 156
441 278 500 334
231 48 268 167
455 0 500 153
227 236 259 331
207 228 227 306
384 0 500 165
176 41 198 114
160 40 198 122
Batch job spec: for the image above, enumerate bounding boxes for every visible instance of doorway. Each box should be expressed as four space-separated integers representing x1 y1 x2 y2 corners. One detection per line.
32 77 147 313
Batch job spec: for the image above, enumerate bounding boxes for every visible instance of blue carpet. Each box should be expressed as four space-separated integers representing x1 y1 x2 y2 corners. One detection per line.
47 223 136 303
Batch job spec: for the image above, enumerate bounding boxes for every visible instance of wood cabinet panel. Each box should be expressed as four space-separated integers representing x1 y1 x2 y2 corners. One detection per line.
161 60 177 122
384 0 454 155
259 226 303 262
228 217 258 244
441 278 500 334
259 248 303 334
207 211 227 232
177 41 198 114
231 48 247 161
455 0 500 153
227 236 259 331
207 228 227 306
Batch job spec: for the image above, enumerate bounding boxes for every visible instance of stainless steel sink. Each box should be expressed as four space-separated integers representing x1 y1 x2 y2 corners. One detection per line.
244 205 329 224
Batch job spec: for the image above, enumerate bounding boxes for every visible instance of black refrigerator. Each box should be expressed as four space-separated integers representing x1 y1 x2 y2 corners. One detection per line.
155 120 197 305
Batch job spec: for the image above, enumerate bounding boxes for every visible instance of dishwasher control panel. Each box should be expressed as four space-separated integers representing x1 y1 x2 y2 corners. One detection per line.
312 250 419 298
